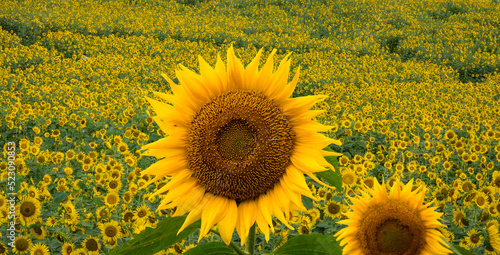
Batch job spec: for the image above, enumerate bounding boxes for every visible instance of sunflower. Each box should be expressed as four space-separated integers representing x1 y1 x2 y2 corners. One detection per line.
335 179 450 255
142 46 341 244
134 204 151 223
31 225 46 240
28 242 49 255
61 243 74 255
104 192 120 208
324 200 344 219
0 243 6 255
13 235 32 254
98 220 123 243
83 236 101 253
465 229 483 248
487 220 500 254
341 168 357 187
17 196 41 225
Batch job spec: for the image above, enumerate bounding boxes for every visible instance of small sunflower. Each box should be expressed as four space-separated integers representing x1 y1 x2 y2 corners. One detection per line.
28 242 49 255
487 220 500 254
31 225 46 240
98 220 123 243
142 46 341 244
0 243 6 255
335 179 450 255
61 243 74 255
134 204 151 223
13 235 32 254
324 200 344 219
465 229 483 248
17 196 41 225
104 192 120 208
83 236 101 253
341 168 357 187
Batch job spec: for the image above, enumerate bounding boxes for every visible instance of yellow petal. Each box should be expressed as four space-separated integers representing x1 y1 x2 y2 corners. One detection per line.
217 199 238 245
198 196 229 242
177 193 212 234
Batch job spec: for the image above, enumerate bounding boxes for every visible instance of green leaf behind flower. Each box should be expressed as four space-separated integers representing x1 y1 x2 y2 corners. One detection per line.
442 238 475 255
274 234 343 255
316 147 342 191
106 216 200 255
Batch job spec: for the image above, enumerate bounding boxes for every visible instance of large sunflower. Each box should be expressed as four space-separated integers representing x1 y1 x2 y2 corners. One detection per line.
335 179 450 255
142 46 341 245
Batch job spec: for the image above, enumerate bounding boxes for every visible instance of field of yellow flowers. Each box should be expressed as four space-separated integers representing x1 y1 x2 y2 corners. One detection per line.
1 0 499 254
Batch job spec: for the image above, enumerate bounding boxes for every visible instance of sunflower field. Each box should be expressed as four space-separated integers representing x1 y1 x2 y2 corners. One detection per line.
1 0 500 254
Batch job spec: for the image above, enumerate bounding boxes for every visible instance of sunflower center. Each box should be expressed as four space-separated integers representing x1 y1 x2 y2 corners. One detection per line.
86 239 99 251
328 203 340 214
470 234 480 243
107 195 117 204
105 226 117 237
138 210 146 217
124 212 134 222
109 181 118 189
15 238 29 251
33 226 42 235
188 90 295 202
376 220 413 253
20 201 36 217
358 201 426 255
217 119 256 161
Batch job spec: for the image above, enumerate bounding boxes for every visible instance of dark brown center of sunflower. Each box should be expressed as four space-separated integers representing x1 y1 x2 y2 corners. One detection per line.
358 201 426 255
328 203 341 214
107 195 117 205
33 226 42 235
477 196 485 206
124 212 134 222
109 181 118 189
364 179 374 188
138 210 146 218
300 226 310 234
187 91 295 202
105 226 117 237
15 238 29 251
20 201 36 217
377 220 413 253
86 239 99 251
470 234 480 243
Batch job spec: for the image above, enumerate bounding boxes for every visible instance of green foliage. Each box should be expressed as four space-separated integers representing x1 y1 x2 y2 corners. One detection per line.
273 234 343 255
107 216 201 255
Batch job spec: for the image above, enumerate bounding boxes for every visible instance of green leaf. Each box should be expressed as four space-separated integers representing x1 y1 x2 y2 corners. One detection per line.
93 197 103 205
106 216 200 255
442 238 474 255
183 242 236 255
301 196 314 210
316 147 342 191
274 234 343 255
53 192 69 204
78 180 87 191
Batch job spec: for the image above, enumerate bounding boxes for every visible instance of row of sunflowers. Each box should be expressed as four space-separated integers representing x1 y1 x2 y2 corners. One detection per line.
1 0 500 254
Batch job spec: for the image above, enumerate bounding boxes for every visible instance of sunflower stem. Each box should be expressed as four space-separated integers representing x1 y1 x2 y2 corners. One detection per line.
209 229 247 255
245 224 256 255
